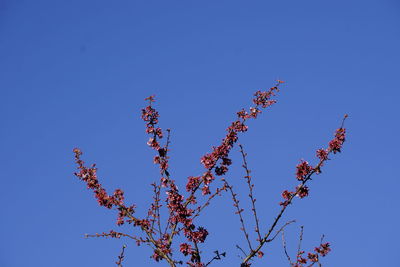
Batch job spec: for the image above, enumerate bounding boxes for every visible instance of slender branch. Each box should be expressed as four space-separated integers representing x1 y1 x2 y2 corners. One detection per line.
239 144 262 242
192 183 227 220
85 231 139 242
236 245 247 257
281 229 292 264
307 261 322 267
265 220 295 243
224 179 253 252
205 250 226 266
297 226 304 258
115 244 127 267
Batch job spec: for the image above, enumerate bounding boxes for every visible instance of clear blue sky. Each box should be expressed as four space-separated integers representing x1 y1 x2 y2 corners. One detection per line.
1 1 399 266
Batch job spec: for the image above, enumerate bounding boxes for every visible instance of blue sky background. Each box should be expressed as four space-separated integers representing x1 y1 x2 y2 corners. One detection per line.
1 1 399 266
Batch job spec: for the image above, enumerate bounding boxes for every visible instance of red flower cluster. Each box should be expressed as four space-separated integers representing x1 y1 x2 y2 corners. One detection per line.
117 205 136 226
179 243 193 256
296 185 309 198
73 148 135 225
329 128 346 154
200 171 215 195
295 161 313 181
142 96 170 175
142 102 162 148
184 226 208 243
252 87 279 108
166 184 193 226
280 118 347 206
307 252 318 263
314 242 331 256
279 185 309 206
200 85 281 197
293 250 307 266
280 190 294 207
73 151 119 209
293 243 331 266
186 176 201 192
316 148 328 161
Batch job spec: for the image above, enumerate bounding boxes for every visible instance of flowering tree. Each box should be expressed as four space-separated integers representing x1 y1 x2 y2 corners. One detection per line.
72 81 347 267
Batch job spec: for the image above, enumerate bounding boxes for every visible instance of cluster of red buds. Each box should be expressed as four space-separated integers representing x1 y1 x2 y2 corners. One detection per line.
280 116 347 207
293 242 331 266
73 148 137 226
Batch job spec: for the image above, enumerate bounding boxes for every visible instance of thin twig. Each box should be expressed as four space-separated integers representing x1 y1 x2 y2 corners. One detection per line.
85 231 138 241
205 250 226 266
239 144 262 242
224 179 253 252
236 245 247 257
192 183 227 219
266 220 296 243
297 226 304 258
115 244 127 267
281 229 292 264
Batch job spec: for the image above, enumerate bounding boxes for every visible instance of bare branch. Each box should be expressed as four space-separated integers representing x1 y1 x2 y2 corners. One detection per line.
115 244 127 267
281 229 292 265
239 144 262 242
224 179 253 252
